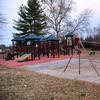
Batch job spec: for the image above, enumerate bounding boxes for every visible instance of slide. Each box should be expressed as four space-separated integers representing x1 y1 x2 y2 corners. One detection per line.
15 54 31 62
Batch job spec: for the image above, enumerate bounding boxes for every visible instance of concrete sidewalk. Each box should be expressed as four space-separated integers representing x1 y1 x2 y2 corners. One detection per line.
19 58 100 84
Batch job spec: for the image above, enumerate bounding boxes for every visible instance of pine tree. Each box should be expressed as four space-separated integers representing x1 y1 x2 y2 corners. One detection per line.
13 0 46 36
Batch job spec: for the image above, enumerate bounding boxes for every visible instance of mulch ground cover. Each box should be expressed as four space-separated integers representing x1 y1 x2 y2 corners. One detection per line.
0 66 100 100
0 54 81 68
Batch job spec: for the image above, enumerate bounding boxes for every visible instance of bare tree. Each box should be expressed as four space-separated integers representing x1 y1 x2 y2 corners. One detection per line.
41 0 91 38
0 4 6 39
0 14 6 26
93 26 100 42
95 26 100 34
41 0 74 37
64 9 92 37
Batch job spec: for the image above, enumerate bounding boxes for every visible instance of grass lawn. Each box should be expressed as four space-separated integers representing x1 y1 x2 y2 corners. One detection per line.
0 66 100 100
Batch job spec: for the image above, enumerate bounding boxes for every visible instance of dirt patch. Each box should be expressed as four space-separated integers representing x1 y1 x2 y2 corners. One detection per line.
0 66 100 100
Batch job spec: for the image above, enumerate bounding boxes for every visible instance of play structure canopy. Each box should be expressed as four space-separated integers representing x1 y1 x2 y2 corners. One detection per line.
24 33 41 41
12 37 25 42
46 34 59 41
12 33 59 42
65 33 74 37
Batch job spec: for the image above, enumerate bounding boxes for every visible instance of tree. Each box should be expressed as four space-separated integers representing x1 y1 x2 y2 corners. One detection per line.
0 4 6 39
0 14 3 39
93 26 100 42
41 0 91 38
85 25 100 42
13 0 46 36
65 9 92 37
0 3 6 27
0 14 4 25
41 0 74 37
85 36 94 42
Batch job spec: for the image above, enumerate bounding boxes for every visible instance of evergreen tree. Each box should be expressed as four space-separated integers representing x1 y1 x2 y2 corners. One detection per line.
13 0 46 36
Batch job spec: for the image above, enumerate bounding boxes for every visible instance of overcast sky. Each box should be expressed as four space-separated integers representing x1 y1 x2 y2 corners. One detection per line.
0 0 100 46
75 0 100 26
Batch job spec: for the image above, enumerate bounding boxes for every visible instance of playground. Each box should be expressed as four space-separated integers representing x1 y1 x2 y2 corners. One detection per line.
1 51 100 84
0 33 100 84
0 33 100 99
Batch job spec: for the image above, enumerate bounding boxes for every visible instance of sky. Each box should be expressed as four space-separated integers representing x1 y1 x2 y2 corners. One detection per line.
0 0 100 46
75 0 100 26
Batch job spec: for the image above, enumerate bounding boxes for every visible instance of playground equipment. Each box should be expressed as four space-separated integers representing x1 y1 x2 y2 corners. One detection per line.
12 33 60 60
46 34 59 58
64 33 100 77
11 33 100 76
15 54 31 62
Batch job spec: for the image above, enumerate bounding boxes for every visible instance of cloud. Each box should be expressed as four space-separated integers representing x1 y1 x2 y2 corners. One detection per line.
75 0 100 13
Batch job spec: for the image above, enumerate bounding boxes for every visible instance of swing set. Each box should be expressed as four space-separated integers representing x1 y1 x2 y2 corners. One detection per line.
64 33 100 77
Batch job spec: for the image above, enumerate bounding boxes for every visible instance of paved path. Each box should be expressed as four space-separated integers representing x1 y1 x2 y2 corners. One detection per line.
19 58 100 84
21 58 87 71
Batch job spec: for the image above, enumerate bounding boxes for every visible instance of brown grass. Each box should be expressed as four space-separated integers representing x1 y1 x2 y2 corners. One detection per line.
0 66 100 100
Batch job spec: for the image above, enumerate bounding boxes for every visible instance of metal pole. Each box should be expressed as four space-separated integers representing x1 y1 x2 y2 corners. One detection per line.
38 42 40 60
31 42 33 60
64 54 73 72
79 51 81 74
57 41 60 57
52 41 55 58
12 41 14 60
79 40 100 77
